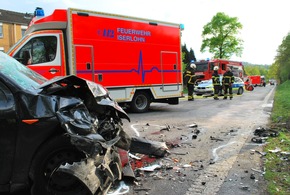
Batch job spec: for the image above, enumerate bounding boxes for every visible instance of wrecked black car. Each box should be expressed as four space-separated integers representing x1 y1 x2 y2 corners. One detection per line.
0 52 131 195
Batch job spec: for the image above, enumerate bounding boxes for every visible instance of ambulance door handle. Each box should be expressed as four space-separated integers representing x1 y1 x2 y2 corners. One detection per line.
98 74 103 81
49 68 59 74
86 63 91 70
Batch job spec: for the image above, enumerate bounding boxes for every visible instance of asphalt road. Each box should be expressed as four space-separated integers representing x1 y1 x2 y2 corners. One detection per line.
120 84 275 195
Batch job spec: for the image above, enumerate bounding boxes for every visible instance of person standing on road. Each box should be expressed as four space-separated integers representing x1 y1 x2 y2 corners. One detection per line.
184 62 197 101
212 66 221 100
222 66 234 100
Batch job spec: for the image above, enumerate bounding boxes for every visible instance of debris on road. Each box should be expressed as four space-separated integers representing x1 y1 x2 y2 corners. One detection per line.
133 187 151 192
210 136 224 141
251 168 265 175
251 126 280 143
160 124 171 131
108 181 129 195
138 164 161 172
250 173 255 179
130 137 169 157
253 126 279 137
251 137 267 143
251 150 267 156
240 186 250 191
170 151 188 155
188 123 198 128
268 147 281 153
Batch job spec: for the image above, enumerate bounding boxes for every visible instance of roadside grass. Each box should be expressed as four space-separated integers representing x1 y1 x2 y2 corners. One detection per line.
271 80 290 122
183 87 188 94
265 80 290 194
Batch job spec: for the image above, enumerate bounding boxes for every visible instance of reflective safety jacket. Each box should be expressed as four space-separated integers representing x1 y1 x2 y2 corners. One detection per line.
184 68 196 84
222 71 234 85
212 71 220 86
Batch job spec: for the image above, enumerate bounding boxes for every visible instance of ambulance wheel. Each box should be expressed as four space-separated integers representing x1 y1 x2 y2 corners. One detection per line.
237 87 244 95
130 91 150 113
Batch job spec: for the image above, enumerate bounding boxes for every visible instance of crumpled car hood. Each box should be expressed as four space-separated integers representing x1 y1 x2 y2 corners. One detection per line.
38 75 130 122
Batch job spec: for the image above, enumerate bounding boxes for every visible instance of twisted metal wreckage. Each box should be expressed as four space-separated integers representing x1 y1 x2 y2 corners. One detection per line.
38 75 134 194
0 52 171 195
38 76 170 194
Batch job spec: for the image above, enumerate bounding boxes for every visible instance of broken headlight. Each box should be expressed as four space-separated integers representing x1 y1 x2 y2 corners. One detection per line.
57 103 98 135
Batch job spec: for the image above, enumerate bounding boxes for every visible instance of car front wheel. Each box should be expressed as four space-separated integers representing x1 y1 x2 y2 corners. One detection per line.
29 135 89 195
237 87 244 95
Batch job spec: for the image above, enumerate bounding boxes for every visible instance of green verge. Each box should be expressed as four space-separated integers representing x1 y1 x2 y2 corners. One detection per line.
264 80 290 194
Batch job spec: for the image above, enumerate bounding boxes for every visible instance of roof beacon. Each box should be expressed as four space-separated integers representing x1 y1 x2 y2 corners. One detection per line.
34 7 45 17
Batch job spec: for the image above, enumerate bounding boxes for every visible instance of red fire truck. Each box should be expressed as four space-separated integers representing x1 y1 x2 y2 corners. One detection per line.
8 8 184 113
247 75 266 87
194 59 245 81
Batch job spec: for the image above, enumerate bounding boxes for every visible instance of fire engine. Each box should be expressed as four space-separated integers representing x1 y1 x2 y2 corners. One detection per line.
194 59 245 82
8 7 184 113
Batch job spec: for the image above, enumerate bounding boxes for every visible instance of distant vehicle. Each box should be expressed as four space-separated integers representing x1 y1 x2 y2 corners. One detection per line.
247 75 266 87
269 79 276 85
194 59 245 82
195 76 245 96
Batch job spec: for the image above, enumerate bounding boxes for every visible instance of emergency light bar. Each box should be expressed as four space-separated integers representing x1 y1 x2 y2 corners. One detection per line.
180 24 184 30
34 7 45 17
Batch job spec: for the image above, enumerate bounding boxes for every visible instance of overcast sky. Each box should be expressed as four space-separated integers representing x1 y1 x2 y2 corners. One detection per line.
2 0 290 64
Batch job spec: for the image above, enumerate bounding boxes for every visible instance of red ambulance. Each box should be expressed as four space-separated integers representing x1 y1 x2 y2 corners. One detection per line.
247 75 266 87
8 7 184 113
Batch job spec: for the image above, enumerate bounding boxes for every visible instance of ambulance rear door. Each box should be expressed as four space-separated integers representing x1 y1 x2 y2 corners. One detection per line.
74 45 94 82
161 51 180 91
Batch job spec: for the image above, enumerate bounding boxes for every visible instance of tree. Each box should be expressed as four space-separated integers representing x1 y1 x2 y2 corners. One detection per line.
200 12 243 59
182 43 196 67
274 33 290 83
182 43 190 65
188 48 196 63
244 66 260 76
268 62 278 82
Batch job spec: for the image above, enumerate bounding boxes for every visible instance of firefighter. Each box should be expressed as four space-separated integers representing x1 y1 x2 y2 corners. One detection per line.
212 66 220 100
184 62 197 101
222 67 235 100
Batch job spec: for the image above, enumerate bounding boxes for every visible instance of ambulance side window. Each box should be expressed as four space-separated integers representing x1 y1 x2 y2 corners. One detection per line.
14 36 57 65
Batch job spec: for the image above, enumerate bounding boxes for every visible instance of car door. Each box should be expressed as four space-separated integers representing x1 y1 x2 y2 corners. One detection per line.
9 30 65 80
0 81 17 186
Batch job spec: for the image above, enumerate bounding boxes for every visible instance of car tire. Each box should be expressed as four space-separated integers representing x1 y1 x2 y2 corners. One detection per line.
29 135 89 195
130 91 150 113
237 87 244 95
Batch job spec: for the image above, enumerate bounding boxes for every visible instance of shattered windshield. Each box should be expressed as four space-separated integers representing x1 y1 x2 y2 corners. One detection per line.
0 52 47 91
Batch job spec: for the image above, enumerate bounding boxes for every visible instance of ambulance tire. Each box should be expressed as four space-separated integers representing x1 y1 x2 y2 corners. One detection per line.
29 135 89 195
130 91 150 113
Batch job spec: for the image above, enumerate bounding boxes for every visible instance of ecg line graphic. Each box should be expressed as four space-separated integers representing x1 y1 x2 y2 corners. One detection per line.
76 50 180 83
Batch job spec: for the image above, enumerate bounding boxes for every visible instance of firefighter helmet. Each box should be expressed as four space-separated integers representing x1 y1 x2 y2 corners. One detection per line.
190 63 196 69
213 66 219 71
